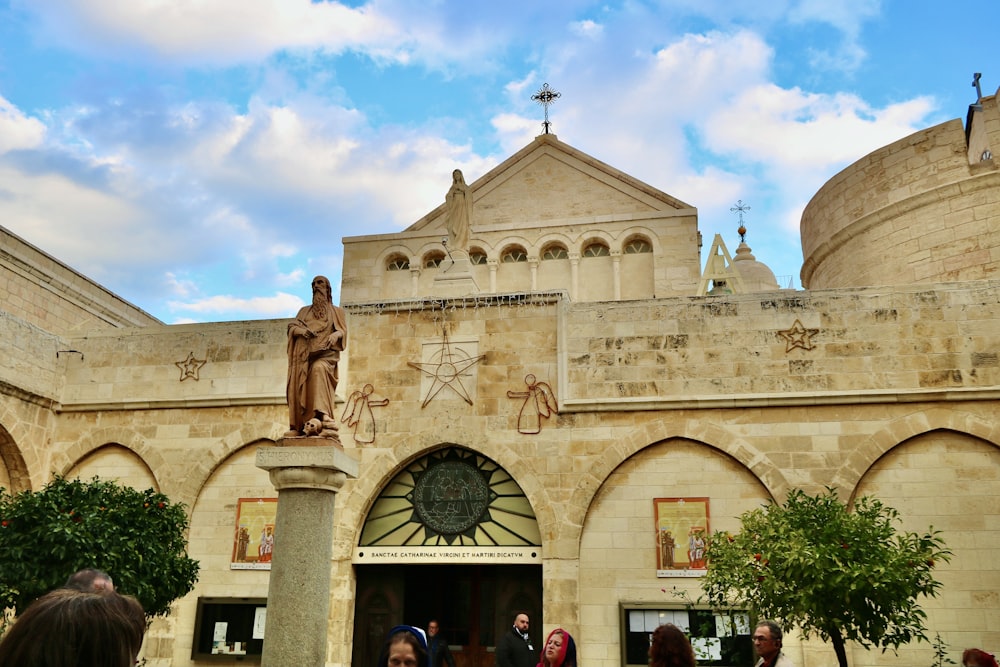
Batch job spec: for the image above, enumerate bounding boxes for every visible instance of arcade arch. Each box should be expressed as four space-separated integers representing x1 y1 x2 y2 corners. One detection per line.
578 437 774 662
852 430 1000 667
352 446 542 667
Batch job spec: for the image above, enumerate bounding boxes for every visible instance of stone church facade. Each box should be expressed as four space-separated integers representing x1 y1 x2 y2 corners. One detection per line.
1 88 998 667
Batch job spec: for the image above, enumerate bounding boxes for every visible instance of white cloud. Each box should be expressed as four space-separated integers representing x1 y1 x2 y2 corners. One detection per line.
788 0 881 35
21 0 406 64
0 165 150 265
704 86 933 168
0 95 46 154
570 20 603 39
167 291 305 319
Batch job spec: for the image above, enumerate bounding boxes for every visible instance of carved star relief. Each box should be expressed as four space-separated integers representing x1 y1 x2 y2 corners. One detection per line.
407 330 486 408
175 351 207 381
778 319 819 352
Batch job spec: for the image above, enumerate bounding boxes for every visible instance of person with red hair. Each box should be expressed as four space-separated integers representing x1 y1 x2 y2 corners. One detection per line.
648 623 696 667
963 648 999 667
538 628 577 667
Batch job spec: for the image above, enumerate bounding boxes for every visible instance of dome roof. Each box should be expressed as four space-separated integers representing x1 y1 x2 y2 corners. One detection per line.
732 242 780 291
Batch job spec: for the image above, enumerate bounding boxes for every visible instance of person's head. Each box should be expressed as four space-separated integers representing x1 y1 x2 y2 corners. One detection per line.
0 588 146 667
648 623 695 667
427 620 440 637
311 275 332 303
752 621 783 662
452 169 464 185
64 568 114 592
379 625 429 667
963 648 1000 667
541 628 577 667
513 612 530 632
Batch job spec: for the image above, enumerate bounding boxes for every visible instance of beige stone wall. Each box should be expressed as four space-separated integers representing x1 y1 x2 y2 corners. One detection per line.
342 215 698 304
853 430 1000 666
0 309 63 403
474 152 655 224
59 320 289 408
563 281 1000 403
0 226 160 332
0 280 997 667
800 98 1000 289
341 135 700 304
328 286 999 667
164 443 274 666
67 443 159 490
578 439 772 667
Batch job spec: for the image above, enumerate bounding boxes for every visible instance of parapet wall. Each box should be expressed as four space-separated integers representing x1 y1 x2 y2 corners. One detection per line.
0 226 161 333
800 103 1000 289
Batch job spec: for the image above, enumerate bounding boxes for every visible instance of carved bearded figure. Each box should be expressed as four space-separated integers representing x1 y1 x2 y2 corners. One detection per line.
286 276 348 437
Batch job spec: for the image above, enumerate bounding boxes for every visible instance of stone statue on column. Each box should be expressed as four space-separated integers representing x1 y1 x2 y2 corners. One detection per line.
285 275 348 438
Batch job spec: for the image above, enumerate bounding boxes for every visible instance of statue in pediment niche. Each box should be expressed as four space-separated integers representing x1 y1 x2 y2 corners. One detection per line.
285 275 348 438
445 168 473 252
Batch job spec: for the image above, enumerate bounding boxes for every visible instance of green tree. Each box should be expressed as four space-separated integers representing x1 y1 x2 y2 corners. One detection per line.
0 475 199 617
702 488 950 667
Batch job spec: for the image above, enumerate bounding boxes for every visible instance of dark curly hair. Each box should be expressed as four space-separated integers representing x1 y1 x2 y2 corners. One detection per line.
648 623 696 667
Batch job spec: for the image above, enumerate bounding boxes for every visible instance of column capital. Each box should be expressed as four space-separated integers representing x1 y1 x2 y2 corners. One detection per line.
269 467 348 492
256 445 359 492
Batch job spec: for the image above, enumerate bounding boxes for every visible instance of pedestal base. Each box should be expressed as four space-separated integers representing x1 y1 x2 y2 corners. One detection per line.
255 445 358 667
433 256 480 296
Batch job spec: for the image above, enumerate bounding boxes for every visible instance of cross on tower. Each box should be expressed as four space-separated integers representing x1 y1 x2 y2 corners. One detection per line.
531 83 561 134
973 72 983 101
730 199 751 242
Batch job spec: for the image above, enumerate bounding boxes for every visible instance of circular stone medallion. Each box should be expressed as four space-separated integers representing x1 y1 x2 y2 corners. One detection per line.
413 460 489 534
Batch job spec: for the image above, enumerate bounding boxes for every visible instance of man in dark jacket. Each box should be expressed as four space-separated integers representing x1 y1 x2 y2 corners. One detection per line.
427 620 456 667
496 612 534 667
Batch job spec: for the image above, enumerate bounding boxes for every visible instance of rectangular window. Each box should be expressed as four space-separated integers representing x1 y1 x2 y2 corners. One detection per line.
192 597 267 660
620 603 753 667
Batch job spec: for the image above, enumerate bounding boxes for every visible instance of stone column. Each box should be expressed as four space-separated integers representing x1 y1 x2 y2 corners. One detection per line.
568 252 580 301
256 444 359 667
410 264 421 298
488 258 498 293
611 250 622 300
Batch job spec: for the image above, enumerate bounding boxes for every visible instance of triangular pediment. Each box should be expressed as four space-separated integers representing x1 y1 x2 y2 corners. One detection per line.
407 134 694 234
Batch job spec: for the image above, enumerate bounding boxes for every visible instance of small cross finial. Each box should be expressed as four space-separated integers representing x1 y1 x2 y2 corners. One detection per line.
730 199 750 242
531 83 561 134
973 72 983 101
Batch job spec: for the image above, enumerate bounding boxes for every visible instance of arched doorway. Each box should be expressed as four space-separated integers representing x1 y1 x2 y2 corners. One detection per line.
352 447 542 667
354 564 541 667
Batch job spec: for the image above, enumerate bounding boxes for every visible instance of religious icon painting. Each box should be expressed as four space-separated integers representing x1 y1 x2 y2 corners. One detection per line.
653 497 709 577
231 497 278 570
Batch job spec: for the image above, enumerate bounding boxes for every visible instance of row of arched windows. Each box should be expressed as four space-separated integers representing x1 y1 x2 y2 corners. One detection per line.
385 236 653 271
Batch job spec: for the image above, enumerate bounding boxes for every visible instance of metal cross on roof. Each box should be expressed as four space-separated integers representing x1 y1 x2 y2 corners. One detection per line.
730 199 751 242
531 83 561 134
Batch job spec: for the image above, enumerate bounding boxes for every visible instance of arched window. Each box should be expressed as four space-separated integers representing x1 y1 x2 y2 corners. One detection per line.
469 249 488 265
623 237 652 254
424 252 445 269
501 246 528 263
541 244 568 260
358 447 540 547
582 241 610 257
386 255 410 271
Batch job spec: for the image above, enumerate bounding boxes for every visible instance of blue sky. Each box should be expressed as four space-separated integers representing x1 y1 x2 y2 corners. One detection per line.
0 0 994 323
